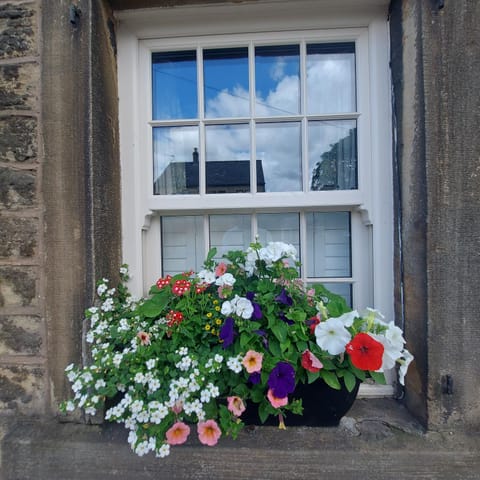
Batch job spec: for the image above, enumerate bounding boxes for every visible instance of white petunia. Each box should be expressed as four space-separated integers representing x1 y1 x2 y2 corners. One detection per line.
398 349 414 386
336 310 359 327
371 333 403 372
221 300 234 316
235 297 253 319
315 317 352 355
385 322 406 351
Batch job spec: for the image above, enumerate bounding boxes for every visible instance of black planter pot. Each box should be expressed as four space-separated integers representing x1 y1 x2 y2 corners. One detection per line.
242 378 360 427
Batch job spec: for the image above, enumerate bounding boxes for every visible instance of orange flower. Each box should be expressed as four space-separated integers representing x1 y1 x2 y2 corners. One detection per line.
197 419 221 446
242 350 263 373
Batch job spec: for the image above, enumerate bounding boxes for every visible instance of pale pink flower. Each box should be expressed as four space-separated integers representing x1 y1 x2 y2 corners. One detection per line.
137 331 151 346
171 400 183 414
227 396 246 417
242 350 263 373
165 421 190 445
197 419 222 446
215 262 228 277
267 388 289 408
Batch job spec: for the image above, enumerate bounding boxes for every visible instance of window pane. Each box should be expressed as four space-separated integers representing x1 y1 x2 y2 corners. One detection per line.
255 45 300 117
153 126 199 195
306 43 356 114
161 216 205 275
152 51 197 120
205 124 251 193
209 214 251 260
257 212 299 248
309 120 357 191
256 122 301 192
204 48 249 118
321 283 352 308
306 212 351 277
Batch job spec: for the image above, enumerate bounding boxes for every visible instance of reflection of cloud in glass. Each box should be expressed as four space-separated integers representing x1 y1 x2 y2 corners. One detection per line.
205 86 250 118
255 75 300 116
206 124 249 162
153 127 198 178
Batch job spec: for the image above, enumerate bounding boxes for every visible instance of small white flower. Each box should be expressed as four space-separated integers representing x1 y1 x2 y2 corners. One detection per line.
120 266 128 275
200 390 211 403
197 269 216 284
214 354 223 363
101 298 114 312
85 406 96 416
97 283 108 295
148 378 161 392
65 401 75 412
113 353 123 367
72 380 83 393
85 331 94 344
156 444 170 458
134 372 146 384
65 363 74 372
95 379 106 390
146 359 156 370
315 317 352 355
67 371 77 382
226 355 243 373
398 349 414 386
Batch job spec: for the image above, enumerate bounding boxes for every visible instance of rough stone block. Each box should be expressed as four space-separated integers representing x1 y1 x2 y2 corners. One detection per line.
0 315 42 355
0 365 45 413
0 62 38 110
0 215 38 257
0 266 37 307
0 3 36 59
0 116 37 162
0 166 36 208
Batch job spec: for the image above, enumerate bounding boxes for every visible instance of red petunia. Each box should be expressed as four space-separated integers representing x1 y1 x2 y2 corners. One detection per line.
345 333 384 371
301 350 323 373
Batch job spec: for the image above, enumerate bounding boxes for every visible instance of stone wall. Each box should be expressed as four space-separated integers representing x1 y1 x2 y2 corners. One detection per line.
0 1 47 415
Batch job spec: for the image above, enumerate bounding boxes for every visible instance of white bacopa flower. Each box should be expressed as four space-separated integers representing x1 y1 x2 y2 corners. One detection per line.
72 380 83 393
130 400 144 414
200 390 211 403
134 372 146 384
85 331 94 344
67 371 77 382
135 410 149 423
95 379 106 390
127 430 137 446
148 378 160 392
65 401 75 412
85 406 96 416
214 354 223 363
101 298 114 312
118 318 130 331
146 359 156 370
226 355 243 373
119 266 128 275
88 307 98 314
156 444 170 458
113 353 123 367
97 283 108 295
315 317 352 355
65 363 74 372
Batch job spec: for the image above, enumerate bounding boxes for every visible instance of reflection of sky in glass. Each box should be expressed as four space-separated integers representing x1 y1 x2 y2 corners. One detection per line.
204 48 249 118
307 43 356 114
256 122 302 192
205 124 250 162
308 120 357 191
152 51 197 119
153 126 199 193
255 45 300 116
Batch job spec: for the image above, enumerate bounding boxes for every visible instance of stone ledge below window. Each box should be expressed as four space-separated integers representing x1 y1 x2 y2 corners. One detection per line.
2 399 479 479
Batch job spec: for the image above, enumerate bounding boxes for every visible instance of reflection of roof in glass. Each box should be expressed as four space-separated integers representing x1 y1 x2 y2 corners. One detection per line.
158 160 265 192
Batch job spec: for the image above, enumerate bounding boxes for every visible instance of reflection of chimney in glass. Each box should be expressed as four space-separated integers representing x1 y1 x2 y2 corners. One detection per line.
192 147 199 163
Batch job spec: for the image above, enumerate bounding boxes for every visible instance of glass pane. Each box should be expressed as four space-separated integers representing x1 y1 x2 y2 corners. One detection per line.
153 126 199 195
205 124 251 193
321 283 352 308
306 212 351 278
309 120 357 191
209 214 251 260
152 51 197 120
161 216 205 275
255 45 300 116
257 212 299 249
306 43 356 114
204 48 249 118
256 122 301 192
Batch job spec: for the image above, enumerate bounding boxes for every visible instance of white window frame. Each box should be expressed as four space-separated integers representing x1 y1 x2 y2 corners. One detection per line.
116 0 393 395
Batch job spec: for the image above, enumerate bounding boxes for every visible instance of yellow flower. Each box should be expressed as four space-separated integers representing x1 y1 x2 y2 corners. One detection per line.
205 324 211 331
211 328 216 335
206 312 213 318
213 299 219 305
215 306 221 312
215 319 222 325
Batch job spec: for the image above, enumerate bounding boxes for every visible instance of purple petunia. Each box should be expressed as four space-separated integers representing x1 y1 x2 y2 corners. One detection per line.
267 361 295 398
246 291 263 320
275 288 293 306
219 317 235 349
248 372 261 384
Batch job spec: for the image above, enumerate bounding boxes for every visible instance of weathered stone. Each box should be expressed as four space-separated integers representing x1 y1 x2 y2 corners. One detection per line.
0 3 36 59
0 365 45 413
0 116 37 163
0 315 42 355
0 62 38 110
0 166 36 208
0 266 37 307
0 215 38 257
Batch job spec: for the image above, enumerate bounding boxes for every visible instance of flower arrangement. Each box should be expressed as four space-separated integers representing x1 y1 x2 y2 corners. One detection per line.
61 241 413 458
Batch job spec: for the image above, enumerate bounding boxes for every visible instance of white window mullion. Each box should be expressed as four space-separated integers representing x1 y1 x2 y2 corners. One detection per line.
198 46 206 196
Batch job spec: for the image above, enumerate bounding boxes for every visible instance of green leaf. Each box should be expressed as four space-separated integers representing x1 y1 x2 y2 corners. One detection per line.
320 370 341 390
306 370 320 384
268 339 282 358
343 370 357 392
368 371 387 384
205 247 217 264
139 301 163 318
271 322 288 343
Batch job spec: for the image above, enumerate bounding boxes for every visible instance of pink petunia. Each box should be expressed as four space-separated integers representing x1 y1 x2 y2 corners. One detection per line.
267 388 289 408
242 350 263 373
197 419 222 446
165 421 190 445
227 396 246 417
215 262 228 277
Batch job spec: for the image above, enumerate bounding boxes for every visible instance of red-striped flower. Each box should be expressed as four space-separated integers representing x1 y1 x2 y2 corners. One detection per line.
301 350 323 373
346 333 384 371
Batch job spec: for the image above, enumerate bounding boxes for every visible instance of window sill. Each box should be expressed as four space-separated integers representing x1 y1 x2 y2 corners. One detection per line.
3 399 480 479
